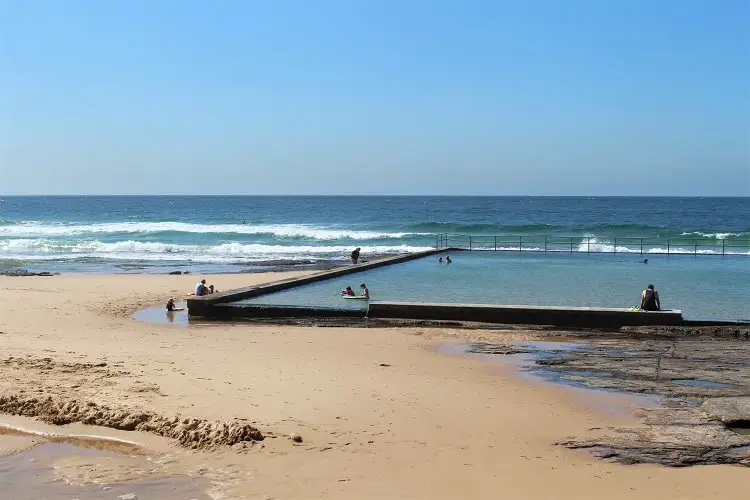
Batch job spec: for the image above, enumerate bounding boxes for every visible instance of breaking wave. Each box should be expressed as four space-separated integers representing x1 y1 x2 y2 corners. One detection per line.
0 239 433 263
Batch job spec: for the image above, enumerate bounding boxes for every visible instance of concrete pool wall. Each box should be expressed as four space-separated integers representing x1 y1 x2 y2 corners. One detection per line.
367 301 683 328
209 301 683 328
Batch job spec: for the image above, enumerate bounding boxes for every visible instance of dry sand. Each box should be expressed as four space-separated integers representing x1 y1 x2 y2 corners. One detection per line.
0 273 747 499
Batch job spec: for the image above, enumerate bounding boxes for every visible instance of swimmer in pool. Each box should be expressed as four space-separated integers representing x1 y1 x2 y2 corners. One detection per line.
360 283 370 299
445 255 452 264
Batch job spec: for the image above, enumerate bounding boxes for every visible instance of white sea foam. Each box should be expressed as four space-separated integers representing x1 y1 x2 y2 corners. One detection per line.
0 239 434 263
680 231 743 239
0 222 421 240
573 238 750 255
577 239 636 253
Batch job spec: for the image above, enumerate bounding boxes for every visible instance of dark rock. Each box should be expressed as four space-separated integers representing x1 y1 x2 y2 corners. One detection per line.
0 269 58 277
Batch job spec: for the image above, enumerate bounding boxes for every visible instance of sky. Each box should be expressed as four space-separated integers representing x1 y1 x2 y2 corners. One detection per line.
0 0 748 196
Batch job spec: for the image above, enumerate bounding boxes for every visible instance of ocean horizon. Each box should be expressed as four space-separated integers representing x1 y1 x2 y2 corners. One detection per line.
1 196 748 274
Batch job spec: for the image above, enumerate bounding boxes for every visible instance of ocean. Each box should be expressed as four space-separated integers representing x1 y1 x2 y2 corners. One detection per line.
0 196 748 274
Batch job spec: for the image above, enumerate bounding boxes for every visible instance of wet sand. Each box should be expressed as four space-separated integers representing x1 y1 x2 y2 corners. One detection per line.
0 273 748 499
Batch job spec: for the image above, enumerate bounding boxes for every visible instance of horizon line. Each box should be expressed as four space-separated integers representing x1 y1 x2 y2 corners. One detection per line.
1 194 749 198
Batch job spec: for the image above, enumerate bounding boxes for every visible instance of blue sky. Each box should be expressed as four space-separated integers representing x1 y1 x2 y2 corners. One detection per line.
1 0 748 195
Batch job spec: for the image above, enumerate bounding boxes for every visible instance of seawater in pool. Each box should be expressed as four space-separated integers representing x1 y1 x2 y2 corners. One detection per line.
234 252 750 321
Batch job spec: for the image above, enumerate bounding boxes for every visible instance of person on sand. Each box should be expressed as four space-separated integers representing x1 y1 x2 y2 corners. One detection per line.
166 298 184 312
360 283 370 299
194 279 208 296
351 247 361 265
341 286 355 296
208 284 217 294
640 284 661 311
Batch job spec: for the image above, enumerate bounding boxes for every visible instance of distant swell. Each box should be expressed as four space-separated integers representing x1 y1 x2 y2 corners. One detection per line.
0 222 424 240
405 222 684 234
407 222 562 233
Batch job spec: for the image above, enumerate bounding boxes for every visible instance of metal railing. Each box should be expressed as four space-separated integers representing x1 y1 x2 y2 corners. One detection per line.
435 233 750 256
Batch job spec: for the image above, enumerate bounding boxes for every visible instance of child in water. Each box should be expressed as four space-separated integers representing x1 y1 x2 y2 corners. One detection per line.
166 298 184 312
341 286 355 296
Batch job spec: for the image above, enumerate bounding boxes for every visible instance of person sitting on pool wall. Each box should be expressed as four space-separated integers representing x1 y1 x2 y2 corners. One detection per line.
194 279 208 296
640 284 661 311
360 283 370 299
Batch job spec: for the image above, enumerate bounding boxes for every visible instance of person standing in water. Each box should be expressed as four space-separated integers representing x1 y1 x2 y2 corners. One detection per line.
351 247 361 264
445 255 452 264
640 284 661 311
166 298 184 312
360 283 370 299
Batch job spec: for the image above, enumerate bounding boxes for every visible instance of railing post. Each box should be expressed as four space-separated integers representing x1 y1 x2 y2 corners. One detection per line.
494 236 497 251
587 237 590 254
519 236 522 252
544 236 547 253
469 235 472 251
722 239 725 256
613 237 617 255
570 237 573 254
640 238 643 255
695 241 698 255
667 239 670 255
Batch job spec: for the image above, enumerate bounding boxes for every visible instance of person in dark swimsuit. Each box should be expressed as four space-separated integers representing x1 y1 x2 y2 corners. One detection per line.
351 247 361 264
166 298 184 312
640 284 660 311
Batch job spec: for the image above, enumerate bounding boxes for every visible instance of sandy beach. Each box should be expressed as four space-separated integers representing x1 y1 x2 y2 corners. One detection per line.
0 272 747 499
